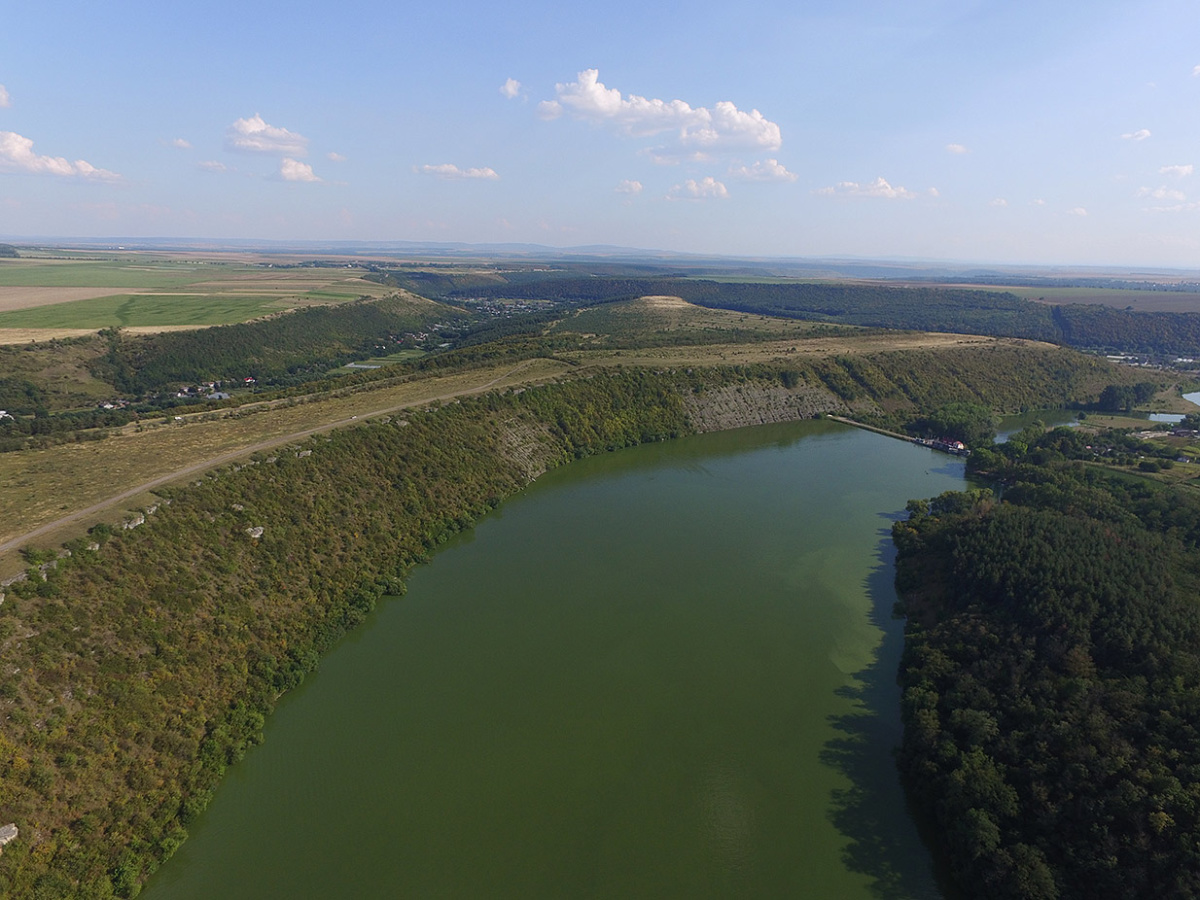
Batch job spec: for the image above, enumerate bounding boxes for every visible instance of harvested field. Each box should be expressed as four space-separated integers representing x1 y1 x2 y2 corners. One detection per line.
0 328 98 344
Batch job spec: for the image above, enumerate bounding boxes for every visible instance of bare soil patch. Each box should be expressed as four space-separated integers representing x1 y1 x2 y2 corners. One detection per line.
0 328 98 344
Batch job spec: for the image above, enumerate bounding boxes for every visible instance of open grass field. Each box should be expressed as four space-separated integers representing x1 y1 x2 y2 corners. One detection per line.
0 293 292 328
561 324 1009 368
0 255 392 332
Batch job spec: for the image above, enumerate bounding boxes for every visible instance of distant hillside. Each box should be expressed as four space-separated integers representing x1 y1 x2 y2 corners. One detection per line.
402 272 1200 357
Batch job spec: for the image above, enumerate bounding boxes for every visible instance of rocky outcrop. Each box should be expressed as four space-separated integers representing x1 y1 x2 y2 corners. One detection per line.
684 383 878 433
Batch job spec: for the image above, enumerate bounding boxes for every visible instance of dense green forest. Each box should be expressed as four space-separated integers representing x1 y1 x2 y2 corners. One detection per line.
894 429 1200 899
93 294 463 393
0 346 1117 898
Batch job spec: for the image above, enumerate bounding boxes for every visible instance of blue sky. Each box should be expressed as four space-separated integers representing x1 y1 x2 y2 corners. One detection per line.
2 0 1199 265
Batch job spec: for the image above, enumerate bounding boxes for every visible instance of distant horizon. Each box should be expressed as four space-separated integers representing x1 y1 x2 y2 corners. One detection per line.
4 235 1200 278
4 2 1200 268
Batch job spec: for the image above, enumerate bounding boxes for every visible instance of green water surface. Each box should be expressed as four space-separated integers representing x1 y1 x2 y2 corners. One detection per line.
144 420 966 898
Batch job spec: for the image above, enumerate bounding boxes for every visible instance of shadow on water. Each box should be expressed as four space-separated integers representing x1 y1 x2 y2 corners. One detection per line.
819 522 963 900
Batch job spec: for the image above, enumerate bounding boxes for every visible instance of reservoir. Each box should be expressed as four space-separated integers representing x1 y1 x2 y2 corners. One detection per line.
144 420 966 898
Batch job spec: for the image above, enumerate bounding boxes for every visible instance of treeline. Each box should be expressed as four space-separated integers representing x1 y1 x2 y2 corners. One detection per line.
894 430 1200 898
92 294 463 393
421 273 1200 356
1054 304 1200 356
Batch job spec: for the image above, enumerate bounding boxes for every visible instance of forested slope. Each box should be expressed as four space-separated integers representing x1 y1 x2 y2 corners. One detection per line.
894 435 1200 899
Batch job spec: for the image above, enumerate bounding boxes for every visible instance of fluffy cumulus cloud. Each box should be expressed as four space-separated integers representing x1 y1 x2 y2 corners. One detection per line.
0 131 120 181
280 158 320 182
327 151 346 163
1121 129 1151 141
1161 164 1193 177
500 78 521 99
168 137 191 149
730 158 797 182
226 114 309 156
668 176 729 200
989 197 1008 207
1194 65 1200 76
198 160 228 172
419 163 499 180
615 179 643 194
1069 207 1088 216
946 143 968 154
540 69 781 153
816 177 915 199
0 85 10 109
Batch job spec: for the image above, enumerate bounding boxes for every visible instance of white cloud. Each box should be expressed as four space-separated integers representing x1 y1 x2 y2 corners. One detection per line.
729 158 797 182
0 131 120 181
327 151 346 163
1031 198 1046 206
668 176 729 200
1069 207 1088 216
816 177 915 199
1160 164 1193 177
500 78 521 100
989 197 1008 207
545 69 781 152
927 187 940 197
1137 185 1186 201
419 163 500 180
615 179 643 194
1146 201 1200 213
946 143 968 154
280 158 320 182
0 85 10 109
168 137 191 149
1121 129 1151 141
226 114 309 156
198 160 227 172
1194 64 1200 76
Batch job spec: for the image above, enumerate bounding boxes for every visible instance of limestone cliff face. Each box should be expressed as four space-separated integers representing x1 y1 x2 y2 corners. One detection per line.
683 383 878 433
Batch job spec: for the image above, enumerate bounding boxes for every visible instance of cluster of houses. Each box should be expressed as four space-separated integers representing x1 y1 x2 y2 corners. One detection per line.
170 379 256 402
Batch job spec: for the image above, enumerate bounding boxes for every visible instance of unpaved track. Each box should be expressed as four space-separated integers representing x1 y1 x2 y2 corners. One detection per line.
0 361 540 558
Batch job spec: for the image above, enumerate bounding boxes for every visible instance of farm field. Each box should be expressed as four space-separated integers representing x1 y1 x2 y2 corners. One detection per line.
0 254 391 334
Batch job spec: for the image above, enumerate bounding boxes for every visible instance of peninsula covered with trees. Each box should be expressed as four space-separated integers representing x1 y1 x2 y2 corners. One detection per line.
895 426 1200 898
